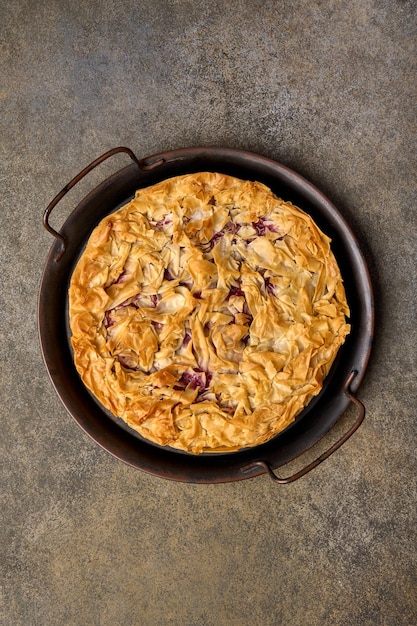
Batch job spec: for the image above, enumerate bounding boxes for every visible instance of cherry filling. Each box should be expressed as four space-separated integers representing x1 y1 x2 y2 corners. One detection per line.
177 370 206 390
164 268 175 281
115 270 128 284
183 332 192 347
200 221 241 251
252 216 282 237
174 368 214 402
118 354 136 369
150 217 173 229
131 293 159 308
104 293 160 332
213 221 240 244
264 277 276 296
104 311 116 328
228 285 245 299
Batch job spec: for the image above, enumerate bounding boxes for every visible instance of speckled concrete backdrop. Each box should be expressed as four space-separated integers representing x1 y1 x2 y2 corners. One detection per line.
1 1 416 625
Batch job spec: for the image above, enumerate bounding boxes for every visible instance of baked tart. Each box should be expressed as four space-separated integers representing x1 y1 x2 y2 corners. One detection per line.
69 172 350 453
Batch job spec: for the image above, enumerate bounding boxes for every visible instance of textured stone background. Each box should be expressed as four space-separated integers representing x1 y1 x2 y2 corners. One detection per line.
1 1 416 625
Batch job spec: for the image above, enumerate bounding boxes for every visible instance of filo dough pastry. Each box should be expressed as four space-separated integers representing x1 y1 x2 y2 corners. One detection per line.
69 172 350 453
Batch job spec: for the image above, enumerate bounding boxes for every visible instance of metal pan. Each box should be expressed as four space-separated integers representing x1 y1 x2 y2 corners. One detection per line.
39 146 374 484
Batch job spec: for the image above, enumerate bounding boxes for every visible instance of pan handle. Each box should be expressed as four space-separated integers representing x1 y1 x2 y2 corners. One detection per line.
241 370 365 484
43 147 143 262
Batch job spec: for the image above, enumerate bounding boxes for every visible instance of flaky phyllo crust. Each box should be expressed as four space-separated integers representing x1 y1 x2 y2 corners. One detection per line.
69 172 350 453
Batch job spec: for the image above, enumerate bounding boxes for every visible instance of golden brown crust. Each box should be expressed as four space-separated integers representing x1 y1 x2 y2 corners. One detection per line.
69 172 350 453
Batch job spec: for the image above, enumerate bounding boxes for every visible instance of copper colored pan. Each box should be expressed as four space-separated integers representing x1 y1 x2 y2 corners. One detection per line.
39 147 374 484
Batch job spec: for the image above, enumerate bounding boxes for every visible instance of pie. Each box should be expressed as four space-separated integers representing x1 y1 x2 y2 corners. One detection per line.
69 172 350 453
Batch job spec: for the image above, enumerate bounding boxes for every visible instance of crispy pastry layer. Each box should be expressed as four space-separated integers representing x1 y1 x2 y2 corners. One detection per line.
69 172 350 453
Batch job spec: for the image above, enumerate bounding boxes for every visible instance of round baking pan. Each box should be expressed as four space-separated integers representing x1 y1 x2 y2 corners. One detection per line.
39 147 374 484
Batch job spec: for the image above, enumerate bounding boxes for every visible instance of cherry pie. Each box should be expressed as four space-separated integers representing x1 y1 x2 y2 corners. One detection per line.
69 172 350 453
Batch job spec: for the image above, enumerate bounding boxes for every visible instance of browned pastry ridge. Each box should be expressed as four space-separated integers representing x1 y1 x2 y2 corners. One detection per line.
69 172 350 453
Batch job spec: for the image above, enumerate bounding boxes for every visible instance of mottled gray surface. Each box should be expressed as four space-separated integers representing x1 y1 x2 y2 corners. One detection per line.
1 1 416 624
